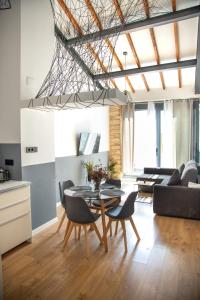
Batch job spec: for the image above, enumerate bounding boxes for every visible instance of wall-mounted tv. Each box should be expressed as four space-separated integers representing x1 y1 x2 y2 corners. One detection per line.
78 132 101 155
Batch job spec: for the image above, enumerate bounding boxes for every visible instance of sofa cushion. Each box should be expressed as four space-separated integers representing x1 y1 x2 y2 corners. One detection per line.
181 164 198 187
144 167 176 175
188 182 200 188
185 160 197 168
160 175 171 185
178 163 185 176
168 170 181 186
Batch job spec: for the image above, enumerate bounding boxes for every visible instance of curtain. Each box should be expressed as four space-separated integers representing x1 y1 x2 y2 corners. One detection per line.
161 100 176 167
173 99 194 167
145 102 157 167
122 103 134 175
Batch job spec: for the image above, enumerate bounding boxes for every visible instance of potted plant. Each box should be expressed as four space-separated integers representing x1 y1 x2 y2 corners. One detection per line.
82 161 94 182
107 159 117 178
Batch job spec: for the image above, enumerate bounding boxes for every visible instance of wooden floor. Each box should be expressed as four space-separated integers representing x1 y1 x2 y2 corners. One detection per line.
2 201 200 300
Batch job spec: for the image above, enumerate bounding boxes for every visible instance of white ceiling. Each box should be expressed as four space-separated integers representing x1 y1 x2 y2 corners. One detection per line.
112 15 198 92
57 0 200 98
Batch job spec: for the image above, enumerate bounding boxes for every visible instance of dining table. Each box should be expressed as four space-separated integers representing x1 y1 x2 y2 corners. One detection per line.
64 185 125 252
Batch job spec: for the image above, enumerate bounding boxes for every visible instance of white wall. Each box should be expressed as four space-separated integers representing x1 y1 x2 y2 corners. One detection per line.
20 0 55 100
55 107 109 158
21 109 55 167
0 0 21 143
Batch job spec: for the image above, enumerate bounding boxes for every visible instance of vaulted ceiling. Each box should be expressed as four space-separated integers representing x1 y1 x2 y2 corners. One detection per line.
56 0 199 93
37 0 200 101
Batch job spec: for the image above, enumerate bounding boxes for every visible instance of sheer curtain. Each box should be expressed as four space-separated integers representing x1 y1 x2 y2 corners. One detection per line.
173 99 194 167
145 102 157 167
122 103 134 175
161 100 176 167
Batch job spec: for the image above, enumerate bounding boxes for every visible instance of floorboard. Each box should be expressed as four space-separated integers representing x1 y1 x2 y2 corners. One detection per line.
2 200 200 300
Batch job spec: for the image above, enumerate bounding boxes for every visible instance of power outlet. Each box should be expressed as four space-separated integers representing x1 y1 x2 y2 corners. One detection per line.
26 147 38 153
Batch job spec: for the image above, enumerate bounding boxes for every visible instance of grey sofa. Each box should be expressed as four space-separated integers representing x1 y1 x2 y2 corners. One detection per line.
137 161 200 220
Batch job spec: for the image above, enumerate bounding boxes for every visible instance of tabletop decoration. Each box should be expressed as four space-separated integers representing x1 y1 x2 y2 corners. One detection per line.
82 161 94 182
90 163 108 191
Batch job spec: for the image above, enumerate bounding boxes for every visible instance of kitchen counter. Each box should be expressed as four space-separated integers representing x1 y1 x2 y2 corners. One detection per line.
0 254 3 300
0 180 30 194
0 181 32 255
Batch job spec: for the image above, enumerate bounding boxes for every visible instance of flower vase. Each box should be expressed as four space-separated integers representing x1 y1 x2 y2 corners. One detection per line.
94 180 101 191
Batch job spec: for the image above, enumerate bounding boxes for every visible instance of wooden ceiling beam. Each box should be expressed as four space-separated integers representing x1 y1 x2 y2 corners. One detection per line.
84 0 135 93
56 0 117 89
113 0 150 92
143 0 166 90
172 0 182 88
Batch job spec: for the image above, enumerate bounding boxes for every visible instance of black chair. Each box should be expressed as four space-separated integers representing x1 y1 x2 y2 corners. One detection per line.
105 191 140 252
92 179 122 236
62 195 102 257
105 178 121 188
56 180 74 233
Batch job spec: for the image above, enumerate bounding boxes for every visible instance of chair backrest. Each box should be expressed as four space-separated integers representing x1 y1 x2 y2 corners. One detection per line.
64 195 96 224
59 180 74 207
105 178 121 188
118 191 137 219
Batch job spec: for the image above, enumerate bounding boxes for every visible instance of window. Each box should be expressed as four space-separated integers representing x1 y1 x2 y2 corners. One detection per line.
133 103 164 172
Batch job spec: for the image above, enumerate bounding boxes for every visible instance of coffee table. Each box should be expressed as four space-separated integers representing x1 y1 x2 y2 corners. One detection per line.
133 181 155 204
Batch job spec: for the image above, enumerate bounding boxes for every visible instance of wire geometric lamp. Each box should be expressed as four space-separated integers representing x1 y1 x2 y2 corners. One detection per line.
24 0 170 110
0 0 11 10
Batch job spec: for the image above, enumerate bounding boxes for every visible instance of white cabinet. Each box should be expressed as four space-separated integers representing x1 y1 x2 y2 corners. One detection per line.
0 182 32 255
0 254 2 300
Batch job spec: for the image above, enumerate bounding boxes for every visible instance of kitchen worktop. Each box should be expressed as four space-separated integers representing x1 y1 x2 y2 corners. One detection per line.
0 180 30 194
0 254 2 300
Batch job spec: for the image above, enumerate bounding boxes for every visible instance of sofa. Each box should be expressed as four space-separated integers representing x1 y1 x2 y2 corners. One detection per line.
137 160 200 220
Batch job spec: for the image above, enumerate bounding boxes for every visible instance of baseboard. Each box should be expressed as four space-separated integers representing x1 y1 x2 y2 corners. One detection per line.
32 217 58 236
56 201 61 207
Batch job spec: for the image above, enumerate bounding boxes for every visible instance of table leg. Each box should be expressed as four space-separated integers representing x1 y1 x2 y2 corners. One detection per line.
100 199 108 253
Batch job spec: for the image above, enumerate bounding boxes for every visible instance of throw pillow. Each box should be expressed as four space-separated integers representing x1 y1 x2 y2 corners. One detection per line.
188 182 200 189
178 163 185 176
168 170 181 186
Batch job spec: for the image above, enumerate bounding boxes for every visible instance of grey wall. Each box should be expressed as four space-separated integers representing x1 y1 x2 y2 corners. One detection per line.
55 151 109 202
22 162 56 230
0 143 22 180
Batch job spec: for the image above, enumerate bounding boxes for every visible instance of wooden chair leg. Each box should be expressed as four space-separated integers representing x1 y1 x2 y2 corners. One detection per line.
78 225 81 240
56 210 66 233
129 217 140 241
88 225 94 232
92 223 103 245
110 222 112 237
64 220 71 240
105 219 112 235
88 209 99 232
83 225 89 258
115 220 119 235
74 225 77 239
62 222 74 251
120 220 128 253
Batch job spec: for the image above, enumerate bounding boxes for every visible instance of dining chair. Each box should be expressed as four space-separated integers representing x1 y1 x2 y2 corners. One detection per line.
105 191 140 252
105 178 121 188
93 178 122 236
56 180 74 233
62 195 102 257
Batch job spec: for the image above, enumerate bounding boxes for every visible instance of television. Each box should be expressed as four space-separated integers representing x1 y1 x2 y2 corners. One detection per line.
78 132 101 155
